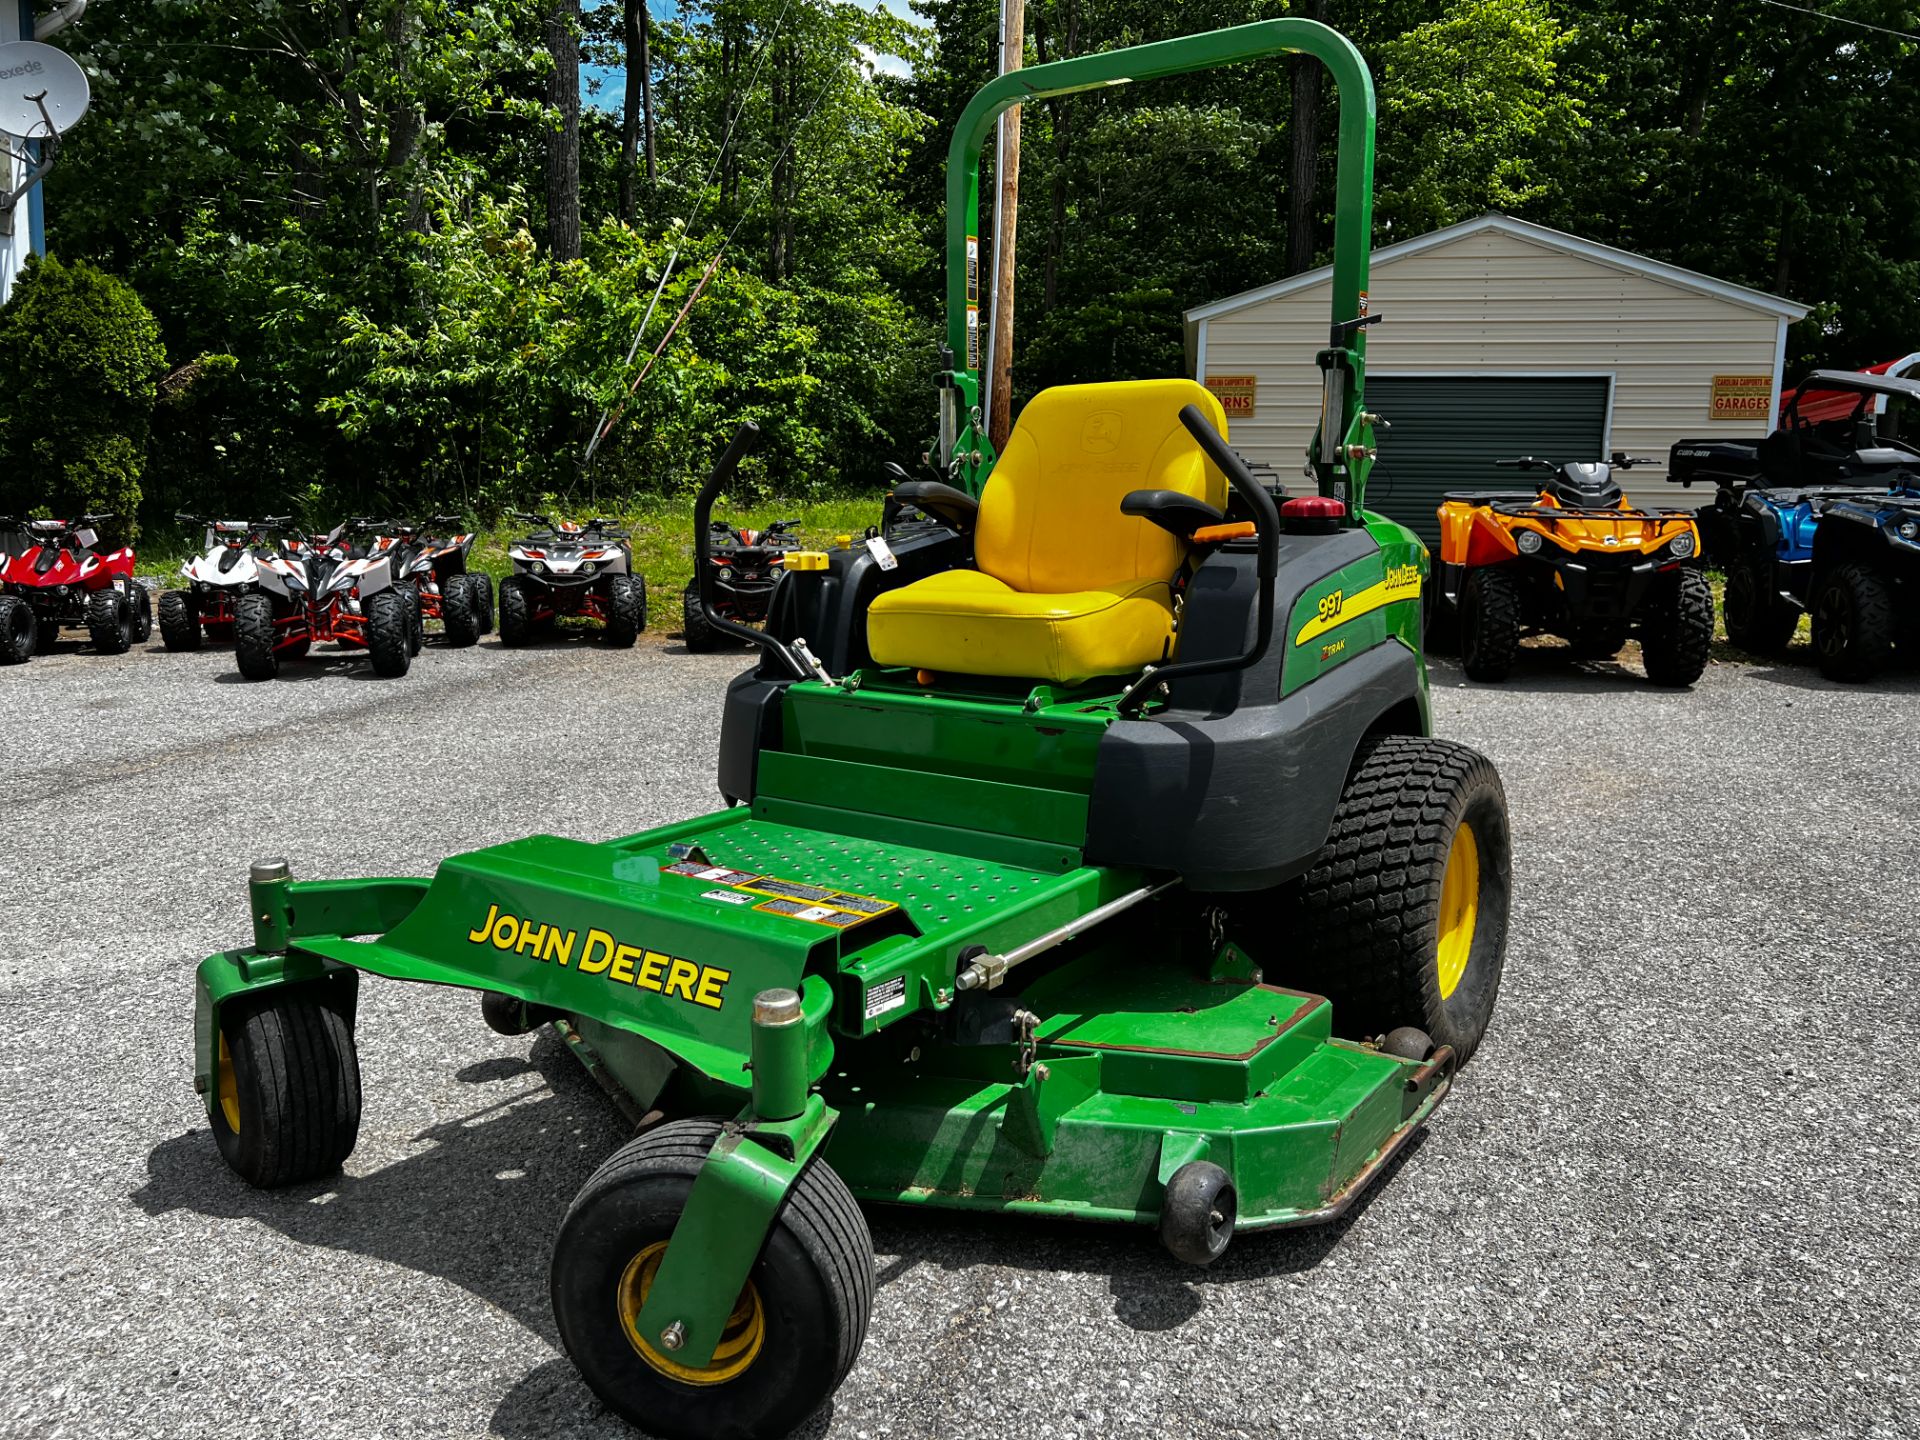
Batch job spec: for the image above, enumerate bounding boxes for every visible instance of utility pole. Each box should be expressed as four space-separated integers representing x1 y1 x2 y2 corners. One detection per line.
986 0 1024 452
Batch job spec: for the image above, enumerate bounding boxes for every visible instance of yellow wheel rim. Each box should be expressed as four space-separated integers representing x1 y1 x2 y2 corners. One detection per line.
217 1032 241 1134
617 1241 765 1386
1436 820 1480 1001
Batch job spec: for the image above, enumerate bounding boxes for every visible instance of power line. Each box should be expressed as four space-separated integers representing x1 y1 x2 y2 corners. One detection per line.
1759 0 1920 42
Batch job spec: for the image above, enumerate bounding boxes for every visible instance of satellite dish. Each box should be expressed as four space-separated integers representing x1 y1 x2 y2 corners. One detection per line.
0 42 91 141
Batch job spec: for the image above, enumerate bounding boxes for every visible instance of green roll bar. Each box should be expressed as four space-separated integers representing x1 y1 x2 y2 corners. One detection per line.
939 18 1380 519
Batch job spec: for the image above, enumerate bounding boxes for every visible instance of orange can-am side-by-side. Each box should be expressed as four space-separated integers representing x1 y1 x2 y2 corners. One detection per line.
1433 455 1713 686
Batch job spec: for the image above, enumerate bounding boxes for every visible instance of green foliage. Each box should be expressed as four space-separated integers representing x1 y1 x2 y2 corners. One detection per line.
1375 0 1585 238
0 256 168 541
11 0 1918 535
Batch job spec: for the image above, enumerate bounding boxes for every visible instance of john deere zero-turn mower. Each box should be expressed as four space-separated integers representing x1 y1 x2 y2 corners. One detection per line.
190 22 1511 1439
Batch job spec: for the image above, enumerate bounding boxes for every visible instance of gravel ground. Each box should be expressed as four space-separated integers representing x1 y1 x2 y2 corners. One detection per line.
1 625 1916 1440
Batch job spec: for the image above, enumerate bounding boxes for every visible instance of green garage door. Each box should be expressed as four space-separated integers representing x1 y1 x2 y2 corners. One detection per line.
1363 375 1611 549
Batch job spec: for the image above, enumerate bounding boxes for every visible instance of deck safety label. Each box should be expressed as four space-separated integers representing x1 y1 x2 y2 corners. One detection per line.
664 860 899 928
864 976 907 1020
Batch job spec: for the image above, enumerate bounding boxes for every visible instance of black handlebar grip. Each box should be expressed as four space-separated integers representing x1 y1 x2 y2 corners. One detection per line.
1177 405 1281 581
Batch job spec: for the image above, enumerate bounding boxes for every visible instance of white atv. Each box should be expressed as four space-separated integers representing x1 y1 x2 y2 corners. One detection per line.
160 516 313 679
498 513 646 648
305 519 424 677
391 514 492 648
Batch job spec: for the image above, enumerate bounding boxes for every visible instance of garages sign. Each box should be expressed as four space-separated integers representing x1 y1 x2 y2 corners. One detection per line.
1709 373 1772 421
1205 374 1257 418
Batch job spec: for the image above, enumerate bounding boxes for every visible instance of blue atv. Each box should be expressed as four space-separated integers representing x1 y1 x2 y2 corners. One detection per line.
1670 369 1920 678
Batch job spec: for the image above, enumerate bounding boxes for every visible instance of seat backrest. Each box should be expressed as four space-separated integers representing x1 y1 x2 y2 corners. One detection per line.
975 379 1229 594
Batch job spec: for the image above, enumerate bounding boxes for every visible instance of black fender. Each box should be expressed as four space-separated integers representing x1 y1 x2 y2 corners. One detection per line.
1086 637 1426 893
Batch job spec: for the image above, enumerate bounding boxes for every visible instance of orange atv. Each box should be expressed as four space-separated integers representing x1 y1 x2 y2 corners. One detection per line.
1435 454 1712 686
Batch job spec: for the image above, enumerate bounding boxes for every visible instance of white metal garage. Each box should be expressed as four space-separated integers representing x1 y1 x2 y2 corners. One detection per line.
1184 214 1810 546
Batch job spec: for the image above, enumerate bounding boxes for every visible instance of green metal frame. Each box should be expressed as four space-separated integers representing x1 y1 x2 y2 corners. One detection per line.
941 18 1380 515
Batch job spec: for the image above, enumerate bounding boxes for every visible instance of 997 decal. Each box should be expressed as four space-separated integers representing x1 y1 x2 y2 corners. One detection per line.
1294 564 1422 647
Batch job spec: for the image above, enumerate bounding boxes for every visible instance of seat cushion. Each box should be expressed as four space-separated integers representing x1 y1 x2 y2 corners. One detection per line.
975 379 1228 594
868 569 1175 684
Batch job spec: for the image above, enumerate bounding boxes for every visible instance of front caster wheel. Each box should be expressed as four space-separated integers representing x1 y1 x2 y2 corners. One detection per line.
1159 1160 1236 1265
1284 734 1511 1066
551 1119 873 1440
211 984 362 1187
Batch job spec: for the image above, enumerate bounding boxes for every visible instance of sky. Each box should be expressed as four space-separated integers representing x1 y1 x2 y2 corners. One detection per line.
585 0 919 112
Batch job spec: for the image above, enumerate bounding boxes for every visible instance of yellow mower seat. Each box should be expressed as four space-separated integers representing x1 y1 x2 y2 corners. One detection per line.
868 378 1228 684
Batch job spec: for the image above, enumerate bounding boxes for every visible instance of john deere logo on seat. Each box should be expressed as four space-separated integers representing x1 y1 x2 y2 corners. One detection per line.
1082 411 1123 454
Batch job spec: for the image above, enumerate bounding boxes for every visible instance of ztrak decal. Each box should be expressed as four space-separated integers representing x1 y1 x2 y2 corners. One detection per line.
1294 564 1421 646
466 904 731 1009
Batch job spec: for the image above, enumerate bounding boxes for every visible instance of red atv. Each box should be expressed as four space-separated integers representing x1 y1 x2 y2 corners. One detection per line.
0 514 152 663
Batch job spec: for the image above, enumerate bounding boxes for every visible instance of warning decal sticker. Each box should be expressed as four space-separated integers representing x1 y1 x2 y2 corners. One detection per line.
662 858 900 928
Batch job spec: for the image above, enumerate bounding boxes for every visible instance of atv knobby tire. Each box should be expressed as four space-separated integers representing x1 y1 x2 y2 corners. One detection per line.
1723 550 1797 654
440 575 481 647
87 586 135 654
234 592 280 680
497 576 535 647
551 1119 873 1440
367 589 412 676
1639 567 1712 687
212 983 362 1187
604 574 643 648
1811 562 1894 682
1280 734 1511 1066
158 590 202 651
128 582 153 643
0 594 35 664
403 584 425 655
683 580 722 652
1459 567 1521 682
467 573 495 633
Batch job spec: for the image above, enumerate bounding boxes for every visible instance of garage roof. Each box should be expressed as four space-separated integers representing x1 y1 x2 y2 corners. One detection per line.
1186 213 1812 323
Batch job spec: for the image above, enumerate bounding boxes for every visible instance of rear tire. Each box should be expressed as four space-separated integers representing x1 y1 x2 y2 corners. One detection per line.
0 595 35 664
128 582 153 642
403 584 425 655
604 574 643 648
551 1119 873 1440
211 984 362 1188
467 573 495 633
367 590 412 676
498 576 535 647
1639 567 1712 687
87 586 135 654
158 591 202 651
1459 568 1521 682
234 592 280 680
683 581 721 652
1723 550 1797 654
1277 735 1511 1066
1811 562 1894 682
440 576 480 647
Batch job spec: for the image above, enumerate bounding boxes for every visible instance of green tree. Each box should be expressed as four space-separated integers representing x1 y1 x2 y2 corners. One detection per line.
1373 0 1585 240
0 257 168 542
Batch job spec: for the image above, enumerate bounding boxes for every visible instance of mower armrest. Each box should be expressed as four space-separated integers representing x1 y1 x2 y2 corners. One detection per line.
892 480 978 530
1121 488 1226 538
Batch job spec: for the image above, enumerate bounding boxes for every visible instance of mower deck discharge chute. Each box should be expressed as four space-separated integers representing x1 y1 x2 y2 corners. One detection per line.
190 20 1511 1438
